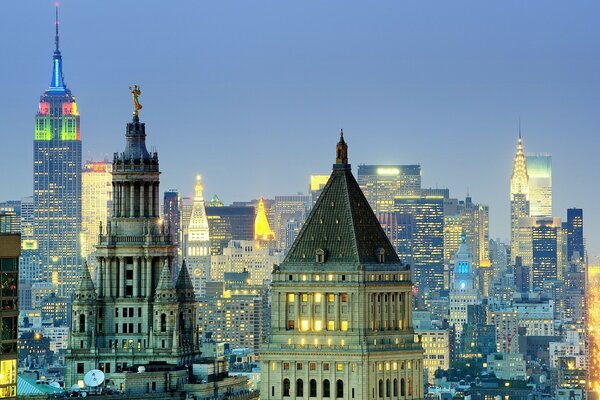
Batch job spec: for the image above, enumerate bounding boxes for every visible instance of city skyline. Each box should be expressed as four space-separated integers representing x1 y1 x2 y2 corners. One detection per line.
2 1 599 257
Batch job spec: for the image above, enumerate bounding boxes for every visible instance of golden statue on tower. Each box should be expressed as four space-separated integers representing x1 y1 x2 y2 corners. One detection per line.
129 85 142 116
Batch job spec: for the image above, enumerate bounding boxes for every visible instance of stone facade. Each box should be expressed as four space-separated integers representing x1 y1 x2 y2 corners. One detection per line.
65 114 200 392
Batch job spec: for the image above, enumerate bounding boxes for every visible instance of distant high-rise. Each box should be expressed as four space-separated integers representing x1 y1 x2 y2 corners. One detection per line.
526 153 552 218
394 195 445 296
357 164 421 214
510 134 529 263
565 208 584 263
33 8 82 296
272 194 311 251
185 176 211 297
163 189 181 276
205 204 255 254
532 219 559 290
309 175 329 204
80 161 112 267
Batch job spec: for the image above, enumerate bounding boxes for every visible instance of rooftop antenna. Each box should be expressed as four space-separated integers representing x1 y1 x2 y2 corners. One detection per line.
54 2 60 52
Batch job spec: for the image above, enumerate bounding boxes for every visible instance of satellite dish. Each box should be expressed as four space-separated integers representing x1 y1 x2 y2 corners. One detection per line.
71 384 80 392
84 370 105 387
81 392 87 398
49 382 61 389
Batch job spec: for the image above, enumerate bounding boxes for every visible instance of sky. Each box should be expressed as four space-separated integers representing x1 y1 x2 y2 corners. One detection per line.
1 1 599 258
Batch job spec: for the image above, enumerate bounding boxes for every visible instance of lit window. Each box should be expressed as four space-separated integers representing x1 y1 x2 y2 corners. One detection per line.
328 293 335 302
328 321 335 331
272 362 276 371
337 363 343 371
283 362 290 370
314 320 323 331
288 293 295 302
302 274 307 281
301 320 310 331
328 274 333 281
302 294 308 302
314 293 322 303
393 362 398 371
341 321 349 331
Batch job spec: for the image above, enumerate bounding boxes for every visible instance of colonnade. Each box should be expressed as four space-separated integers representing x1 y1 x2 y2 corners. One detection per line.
112 181 159 218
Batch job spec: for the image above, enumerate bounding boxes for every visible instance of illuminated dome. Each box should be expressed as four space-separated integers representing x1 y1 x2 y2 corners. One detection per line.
254 197 275 242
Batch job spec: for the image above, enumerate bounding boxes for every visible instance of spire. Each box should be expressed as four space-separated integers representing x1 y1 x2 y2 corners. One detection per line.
75 262 96 295
511 129 529 197
49 3 66 91
195 175 204 202
335 129 348 166
176 260 196 301
254 197 275 242
156 260 176 292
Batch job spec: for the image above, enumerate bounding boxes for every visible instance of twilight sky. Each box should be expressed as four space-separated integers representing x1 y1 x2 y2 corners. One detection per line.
1 1 599 258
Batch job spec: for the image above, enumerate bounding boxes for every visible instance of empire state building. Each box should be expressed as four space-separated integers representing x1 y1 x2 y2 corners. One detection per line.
33 6 82 296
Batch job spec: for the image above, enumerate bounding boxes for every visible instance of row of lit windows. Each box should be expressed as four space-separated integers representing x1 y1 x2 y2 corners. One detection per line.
287 293 348 303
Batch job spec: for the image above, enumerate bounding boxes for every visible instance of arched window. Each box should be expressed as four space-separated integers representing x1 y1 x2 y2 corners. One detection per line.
310 379 317 397
401 378 405 396
79 314 85 333
378 379 383 398
408 377 412 396
323 380 330 398
179 311 185 330
296 379 304 397
393 379 398 397
386 379 391 397
160 313 167 332
336 380 344 398
283 379 290 397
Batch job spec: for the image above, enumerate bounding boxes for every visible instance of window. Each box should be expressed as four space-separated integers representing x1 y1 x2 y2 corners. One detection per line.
378 379 383 398
336 380 344 398
314 293 322 303
302 294 308 302
310 379 317 397
341 293 348 302
337 363 343 372
160 313 167 332
283 379 290 397
323 380 330 398
310 363 317 371
323 363 330 371
341 321 348 331
129 307 134 317
123 307 128 317
77 363 84 374
288 275 293 281
272 386 275 397
386 379 391 397
288 320 295 330
328 321 335 331
401 378 405 396
297 363 303 370
138 307 142 317
115 308 119 317
314 320 323 331
283 362 290 370
288 293 295 302
105 363 111 373
328 293 335 302
296 379 304 397
341 274 346 281
79 314 85 333
393 379 398 396
301 320 310 331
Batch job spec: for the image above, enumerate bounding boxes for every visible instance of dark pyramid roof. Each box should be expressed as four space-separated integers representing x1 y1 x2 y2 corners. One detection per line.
176 260 196 301
284 132 401 269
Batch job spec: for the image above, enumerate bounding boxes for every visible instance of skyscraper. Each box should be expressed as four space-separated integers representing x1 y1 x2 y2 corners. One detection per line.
205 204 255 254
65 93 199 389
0 234 19 399
261 132 424 399
532 220 559 290
510 134 529 263
357 164 422 214
80 161 112 267
33 8 82 296
163 189 181 277
185 176 211 297
527 154 552 218
272 194 311 251
565 208 584 263
394 195 445 296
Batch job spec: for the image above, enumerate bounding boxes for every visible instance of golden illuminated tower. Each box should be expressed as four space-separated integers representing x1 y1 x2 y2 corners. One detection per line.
510 133 530 263
255 197 275 243
186 175 211 297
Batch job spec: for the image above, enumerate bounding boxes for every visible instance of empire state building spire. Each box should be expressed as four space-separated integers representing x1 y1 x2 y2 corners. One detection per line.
50 4 67 92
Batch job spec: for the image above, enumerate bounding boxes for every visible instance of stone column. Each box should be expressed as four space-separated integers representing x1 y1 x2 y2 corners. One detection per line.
146 257 153 298
139 183 145 217
294 292 300 331
140 257 146 297
113 183 118 216
119 257 125 298
121 182 127 218
98 258 104 297
334 293 340 331
148 183 154 218
307 293 313 331
133 257 140 297
129 182 135 218
105 257 112 297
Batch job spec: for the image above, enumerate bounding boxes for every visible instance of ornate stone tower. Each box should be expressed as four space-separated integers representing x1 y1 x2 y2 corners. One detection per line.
510 133 530 263
261 131 424 400
65 101 200 390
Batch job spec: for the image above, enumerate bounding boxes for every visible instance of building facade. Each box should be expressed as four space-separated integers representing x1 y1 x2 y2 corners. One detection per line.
510 135 529 263
64 104 200 390
357 164 421 214
261 133 424 400
0 234 18 399
526 154 552 219
33 12 82 297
